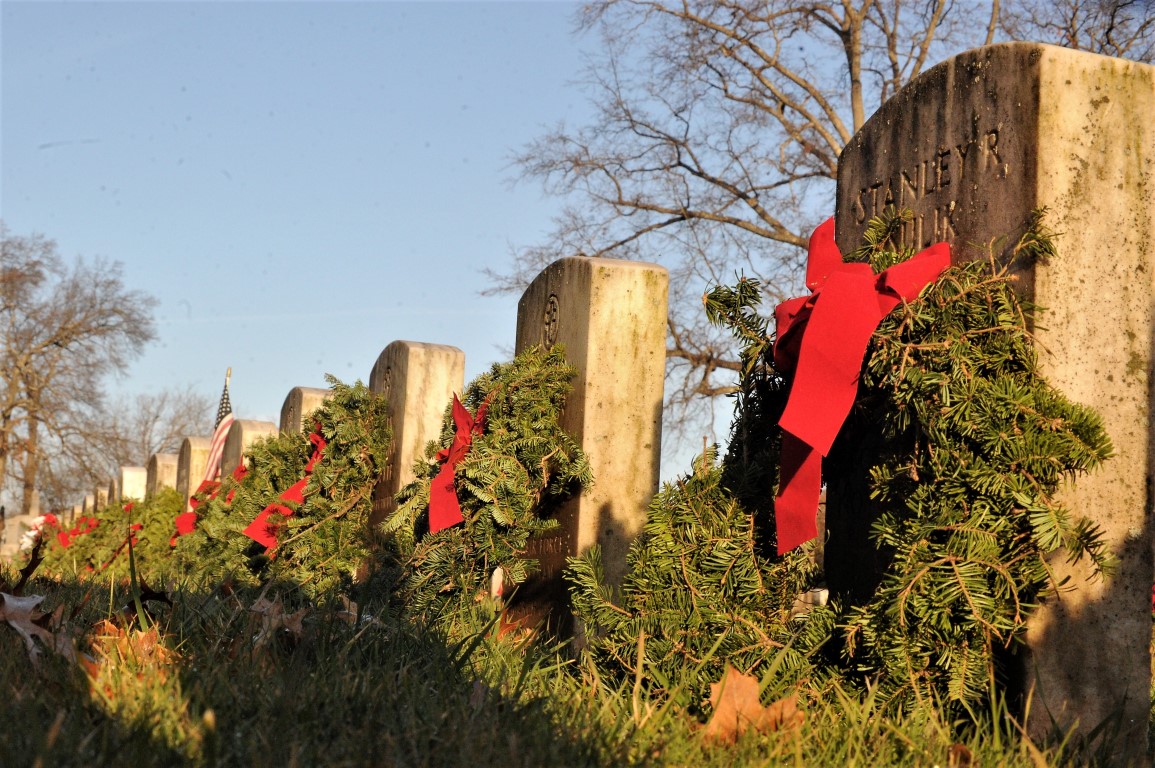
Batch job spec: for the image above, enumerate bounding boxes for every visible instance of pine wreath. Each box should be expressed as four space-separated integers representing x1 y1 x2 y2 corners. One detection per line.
384 344 592 620
169 376 391 602
569 208 1113 716
828 209 1112 709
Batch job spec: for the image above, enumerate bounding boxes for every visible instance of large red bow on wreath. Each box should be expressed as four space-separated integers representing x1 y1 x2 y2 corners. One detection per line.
772 218 950 554
428 393 490 534
241 423 328 552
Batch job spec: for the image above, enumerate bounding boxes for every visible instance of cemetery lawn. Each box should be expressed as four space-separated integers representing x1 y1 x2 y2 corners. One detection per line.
0 569 1103 767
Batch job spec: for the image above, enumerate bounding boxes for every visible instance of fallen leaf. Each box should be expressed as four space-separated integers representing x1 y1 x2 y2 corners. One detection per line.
700 665 804 743
948 742 973 767
249 589 308 652
0 592 55 665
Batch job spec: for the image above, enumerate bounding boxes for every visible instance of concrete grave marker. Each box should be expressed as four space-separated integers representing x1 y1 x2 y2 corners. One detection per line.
177 436 213 512
220 420 278 477
513 257 668 620
146 453 178 499
119 466 147 503
92 487 108 512
835 42 1154 751
280 386 331 434
369 341 464 525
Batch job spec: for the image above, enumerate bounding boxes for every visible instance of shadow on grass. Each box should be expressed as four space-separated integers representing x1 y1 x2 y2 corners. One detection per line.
0 574 617 768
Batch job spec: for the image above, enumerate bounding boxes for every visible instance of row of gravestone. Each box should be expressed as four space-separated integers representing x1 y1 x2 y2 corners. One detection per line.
3 42 1153 756
117 256 670 608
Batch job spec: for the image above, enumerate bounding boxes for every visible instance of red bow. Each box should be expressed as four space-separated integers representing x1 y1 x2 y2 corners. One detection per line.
242 423 327 551
428 394 490 534
772 218 949 554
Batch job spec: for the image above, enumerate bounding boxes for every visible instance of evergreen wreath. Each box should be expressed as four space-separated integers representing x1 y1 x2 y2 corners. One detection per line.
569 208 1113 716
169 376 391 602
384 344 592 621
831 209 1112 710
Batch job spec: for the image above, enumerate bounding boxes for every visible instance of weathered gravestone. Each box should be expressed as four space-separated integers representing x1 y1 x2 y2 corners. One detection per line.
146 453 178 499
81 494 95 519
511 257 668 624
280 386 331 434
118 466 147 503
368 341 464 525
177 436 212 512
220 420 278 477
92 487 108 512
834 42 1154 751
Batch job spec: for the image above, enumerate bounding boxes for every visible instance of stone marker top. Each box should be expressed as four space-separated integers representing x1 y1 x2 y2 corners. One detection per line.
280 386 331 434
836 41 1154 293
221 419 279 476
368 341 465 392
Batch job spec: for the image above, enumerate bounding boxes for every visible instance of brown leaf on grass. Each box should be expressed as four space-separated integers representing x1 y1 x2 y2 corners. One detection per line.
89 619 178 669
948 742 974 767
249 590 308 652
0 592 75 665
83 619 179 703
700 665 804 743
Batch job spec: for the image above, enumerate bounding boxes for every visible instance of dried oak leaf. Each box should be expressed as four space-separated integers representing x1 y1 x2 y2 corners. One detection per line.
0 592 75 665
700 665 804 743
249 591 308 652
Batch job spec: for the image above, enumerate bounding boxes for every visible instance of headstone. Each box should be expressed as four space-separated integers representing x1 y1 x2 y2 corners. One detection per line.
146 453 179 498
92 487 108 512
512 256 668 623
119 466 147 502
81 494 95 518
177 436 213 512
280 386 331 434
835 42 1154 753
368 341 465 525
220 420 278 477
107 476 119 506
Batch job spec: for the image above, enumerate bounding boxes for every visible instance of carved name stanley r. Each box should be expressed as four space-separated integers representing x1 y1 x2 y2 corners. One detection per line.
852 128 1007 247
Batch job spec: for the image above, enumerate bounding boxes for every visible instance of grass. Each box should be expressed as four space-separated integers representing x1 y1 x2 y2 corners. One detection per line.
0 562 1100 768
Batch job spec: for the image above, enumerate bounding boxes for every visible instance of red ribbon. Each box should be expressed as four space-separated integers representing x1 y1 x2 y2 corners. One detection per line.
772 218 950 554
428 394 490 534
242 423 327 551
226 461 248 504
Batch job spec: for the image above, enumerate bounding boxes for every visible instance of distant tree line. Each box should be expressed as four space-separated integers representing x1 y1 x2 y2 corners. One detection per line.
1 223 213 513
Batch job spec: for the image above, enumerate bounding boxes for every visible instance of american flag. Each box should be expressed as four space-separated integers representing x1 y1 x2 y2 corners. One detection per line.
201 369 235 484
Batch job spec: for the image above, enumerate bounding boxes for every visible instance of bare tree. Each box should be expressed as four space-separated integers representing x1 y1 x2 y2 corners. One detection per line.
0 223 157 513
1003 0 1154 61
31 386 215 509
502 0 1151 445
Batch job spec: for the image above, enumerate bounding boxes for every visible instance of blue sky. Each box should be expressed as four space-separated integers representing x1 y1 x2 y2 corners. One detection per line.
3 1 595 437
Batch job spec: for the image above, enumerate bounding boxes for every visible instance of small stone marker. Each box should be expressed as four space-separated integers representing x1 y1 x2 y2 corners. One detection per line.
92 487 108 512
220 420 278 477
835 42 1154 752
280 386 331 434
119 466 147 503
107 477 119 506
177 436 213 512
82 494 95 518
513 256 668 620
368 341 465 525
146 453 179 499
